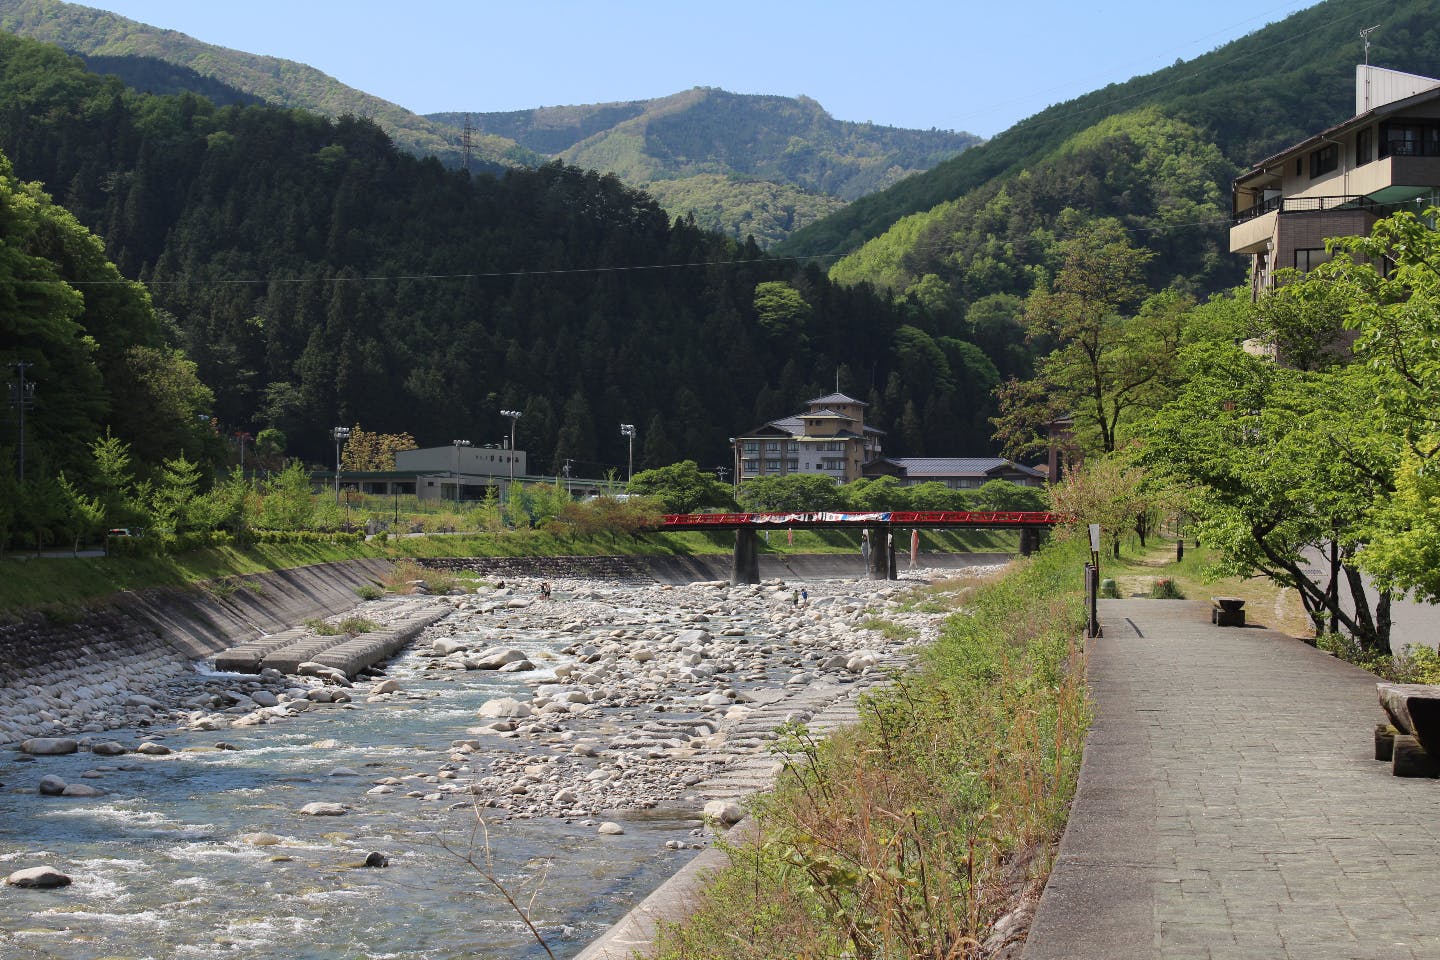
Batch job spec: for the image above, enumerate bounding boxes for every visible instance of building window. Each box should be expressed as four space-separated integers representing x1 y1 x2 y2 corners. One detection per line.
1356 127 1373 167
822 458 845 471
785 459 799 471
765 459 780 471
743 441 759 453
742 459 758 473
1294 248 1331 272
787 442 799 452
1381 121 1440 158
764 441 780 452
1309 143 1338 178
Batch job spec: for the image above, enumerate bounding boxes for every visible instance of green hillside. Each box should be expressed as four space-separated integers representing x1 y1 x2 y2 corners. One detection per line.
433 87 980 245
0 0 536 172
0 31 1006 495
776 0 1440 260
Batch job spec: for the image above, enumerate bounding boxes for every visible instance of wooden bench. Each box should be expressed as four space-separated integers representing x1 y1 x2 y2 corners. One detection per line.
1377 683 1440 776
1211 596 1245 627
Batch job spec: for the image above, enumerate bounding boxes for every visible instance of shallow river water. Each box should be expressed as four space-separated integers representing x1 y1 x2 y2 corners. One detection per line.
0 587 713 960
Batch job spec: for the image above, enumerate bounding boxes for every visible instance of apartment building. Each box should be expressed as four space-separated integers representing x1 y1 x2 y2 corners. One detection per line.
732 393 884 484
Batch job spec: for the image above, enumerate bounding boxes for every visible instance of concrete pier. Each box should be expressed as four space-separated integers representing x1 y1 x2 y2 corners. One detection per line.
731 528 760 585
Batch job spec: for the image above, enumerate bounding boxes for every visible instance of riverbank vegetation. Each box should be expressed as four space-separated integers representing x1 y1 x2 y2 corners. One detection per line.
652 540 1088 959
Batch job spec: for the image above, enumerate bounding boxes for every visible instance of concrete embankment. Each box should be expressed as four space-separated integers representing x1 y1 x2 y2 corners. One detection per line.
419 551 1011 585
0 559 393 743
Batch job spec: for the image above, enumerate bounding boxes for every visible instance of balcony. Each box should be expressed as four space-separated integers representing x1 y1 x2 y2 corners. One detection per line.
1233 194 1380 224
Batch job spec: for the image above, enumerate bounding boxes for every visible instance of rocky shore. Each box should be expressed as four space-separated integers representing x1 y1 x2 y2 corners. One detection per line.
2 563 1003 934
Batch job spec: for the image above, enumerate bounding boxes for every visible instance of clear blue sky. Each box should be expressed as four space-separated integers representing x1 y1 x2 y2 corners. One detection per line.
84 0 1327 137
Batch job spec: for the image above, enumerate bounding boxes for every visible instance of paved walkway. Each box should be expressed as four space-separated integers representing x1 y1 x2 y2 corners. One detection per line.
1022 599 1440 960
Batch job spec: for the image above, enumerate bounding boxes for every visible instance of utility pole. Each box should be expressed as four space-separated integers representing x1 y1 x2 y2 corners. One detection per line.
9 363 35 482
563 458 573 497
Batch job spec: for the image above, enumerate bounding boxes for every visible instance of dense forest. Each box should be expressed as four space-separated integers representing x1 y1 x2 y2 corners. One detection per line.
0 32 1004 489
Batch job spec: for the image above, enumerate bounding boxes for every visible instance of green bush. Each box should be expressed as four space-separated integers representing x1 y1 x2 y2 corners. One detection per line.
1149 577 1184 599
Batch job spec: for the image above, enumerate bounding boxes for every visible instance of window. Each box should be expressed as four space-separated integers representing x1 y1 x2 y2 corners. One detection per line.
1381 121 1440 158
785 459 799 471
822 458 845 471
742 459 758 473
765 459 780 471
1309 143 1338 178
764 441 780 452
1356 128 1373 167
1294 248 1331 272
743 441 759 453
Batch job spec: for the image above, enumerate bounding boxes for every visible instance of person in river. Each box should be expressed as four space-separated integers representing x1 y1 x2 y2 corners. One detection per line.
792 588 800 606
540 581 552 600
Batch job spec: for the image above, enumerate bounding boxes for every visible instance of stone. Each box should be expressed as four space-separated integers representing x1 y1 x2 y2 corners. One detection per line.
703 800 745 826
124 693 164 709
61 783 105 797
19 737 78 756
328 767 361 777
91 741 128 756
241 832 283 846
597 821 625 835
298 662 353 687
432 638 469 657
299 802 348 816
6 866 71 888
372 679 402 694
250 690 280 708
471 647 530 670
135 742 172 756
363 851 390 868
38 774 68 796
476 697 533 719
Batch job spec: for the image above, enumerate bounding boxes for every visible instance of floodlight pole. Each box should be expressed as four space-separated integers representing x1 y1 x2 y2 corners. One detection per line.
620 423 635 484
332 425 351 504
501 410 522 500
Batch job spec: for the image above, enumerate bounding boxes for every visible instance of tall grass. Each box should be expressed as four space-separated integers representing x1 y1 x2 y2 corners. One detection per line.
654 541 1089 959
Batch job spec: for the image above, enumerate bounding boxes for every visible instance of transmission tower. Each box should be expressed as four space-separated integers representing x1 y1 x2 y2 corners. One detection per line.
8 361 35 482
460 113 475 173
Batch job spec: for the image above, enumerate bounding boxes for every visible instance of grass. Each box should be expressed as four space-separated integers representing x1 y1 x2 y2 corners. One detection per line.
652 541 1090 959
1098 535 1314 637
855 617 919 642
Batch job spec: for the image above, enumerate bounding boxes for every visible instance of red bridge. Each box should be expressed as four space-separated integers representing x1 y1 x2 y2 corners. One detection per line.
659 511 1065 583
661 510 1063 530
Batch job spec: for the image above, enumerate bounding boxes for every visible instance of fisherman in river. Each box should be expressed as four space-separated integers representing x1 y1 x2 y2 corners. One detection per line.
540 581 552 600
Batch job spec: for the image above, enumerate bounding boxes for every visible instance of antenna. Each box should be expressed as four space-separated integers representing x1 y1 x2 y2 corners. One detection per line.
1361 24 1380 67
459 113 475 173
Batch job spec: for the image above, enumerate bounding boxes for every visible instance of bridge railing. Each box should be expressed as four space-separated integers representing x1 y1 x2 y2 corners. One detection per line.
660 511 1064 528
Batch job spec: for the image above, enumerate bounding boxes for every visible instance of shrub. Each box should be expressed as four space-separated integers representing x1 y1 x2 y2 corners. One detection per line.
1149 577 1184 599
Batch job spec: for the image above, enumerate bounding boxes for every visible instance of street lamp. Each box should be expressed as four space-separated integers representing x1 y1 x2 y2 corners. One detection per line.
500 409 522 498
332 426 351 504
620 423 636 484
451 439 471 502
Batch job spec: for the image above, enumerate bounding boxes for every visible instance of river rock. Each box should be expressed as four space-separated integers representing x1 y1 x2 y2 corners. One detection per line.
299 802 347 816
477 697 533 719
597 821 625 835
6 866 72 888
372 679 402 694
703 800 745 826
241 832 283 846
20 737 78 756
471 647 530 670
250 690 280 708
61 783 105 797
432 638 469 656
91 741 128 756
363 851 390 868
124 693 164 709
38 774 68 796
136 742 173 756
298 662 353 686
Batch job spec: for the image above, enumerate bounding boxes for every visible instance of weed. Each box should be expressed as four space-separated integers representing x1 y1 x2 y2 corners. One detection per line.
305 618 339 636
1149 577 1184 599
856 617 918 642
355 584 384 601
336 616 379 635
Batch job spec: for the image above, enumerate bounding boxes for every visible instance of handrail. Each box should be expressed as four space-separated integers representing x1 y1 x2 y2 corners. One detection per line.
1233 194 1381 225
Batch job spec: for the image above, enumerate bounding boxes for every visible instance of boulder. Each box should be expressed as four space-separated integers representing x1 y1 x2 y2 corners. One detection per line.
38 774 67 796
298 663 353 687
703 800 745 826
371 679 402 694
250 690 280 708
432 638 469 657
597 821 625 835
91 742 128 756
61 783 105 798
299 802 347 816
19 738 77 756
135 742 173 756
476 697 533 719
6 866 71 888
471 647 530 670
240 832 283 846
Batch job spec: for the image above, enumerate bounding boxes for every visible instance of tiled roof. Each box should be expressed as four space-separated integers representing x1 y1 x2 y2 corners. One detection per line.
806 392 867 407
883 457 1045 478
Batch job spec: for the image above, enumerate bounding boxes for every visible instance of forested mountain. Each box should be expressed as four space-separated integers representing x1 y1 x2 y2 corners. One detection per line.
0 32 1001 485
777 0 1440 261
0 0 530 172
0 0 979 247
431 89 978 246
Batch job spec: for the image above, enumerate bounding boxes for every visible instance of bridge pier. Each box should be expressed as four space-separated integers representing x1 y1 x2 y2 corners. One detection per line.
866 527 895 580
1020 527 1040 557
732 528 760 585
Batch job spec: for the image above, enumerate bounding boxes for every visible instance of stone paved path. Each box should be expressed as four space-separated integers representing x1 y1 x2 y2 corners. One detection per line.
1022 599 1440 960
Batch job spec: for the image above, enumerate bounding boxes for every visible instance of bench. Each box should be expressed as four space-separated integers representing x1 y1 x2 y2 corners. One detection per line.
1211 596 1245 627
1376 683 1440 777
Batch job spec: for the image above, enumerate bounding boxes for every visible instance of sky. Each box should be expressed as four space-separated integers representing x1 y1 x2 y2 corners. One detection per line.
81 0 1332 138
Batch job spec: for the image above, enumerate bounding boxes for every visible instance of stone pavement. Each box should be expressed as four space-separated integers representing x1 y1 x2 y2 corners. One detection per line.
1022 599 1440 960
